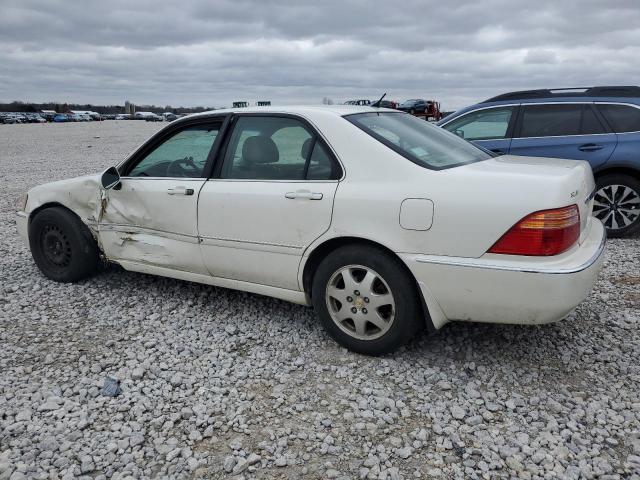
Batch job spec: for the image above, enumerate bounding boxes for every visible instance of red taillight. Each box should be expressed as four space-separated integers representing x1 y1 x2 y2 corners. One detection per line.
488 205 580 256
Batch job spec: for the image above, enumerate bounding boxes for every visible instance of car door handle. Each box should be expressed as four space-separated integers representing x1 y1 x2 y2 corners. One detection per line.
167 186 194 196
285 190 323 200
578 143 604 152
490 148 506 154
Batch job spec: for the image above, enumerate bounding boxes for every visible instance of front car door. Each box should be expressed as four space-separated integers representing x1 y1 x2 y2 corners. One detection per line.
509 103 617 169
99 119 225 274
197 114 342 290
440 105 518 155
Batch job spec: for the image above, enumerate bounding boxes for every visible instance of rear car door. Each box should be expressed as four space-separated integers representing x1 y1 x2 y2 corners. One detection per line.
509 103 617 169
99 119 225 274
197 114 342 290
440 105 517 155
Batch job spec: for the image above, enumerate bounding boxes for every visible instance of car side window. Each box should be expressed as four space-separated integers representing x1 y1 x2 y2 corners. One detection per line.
306 142 336 180
518 104 608 138
519 104 582 137
220 116 339 180
580 105 607 135
597 104 640 133
443 107 515 140
127 123 220 178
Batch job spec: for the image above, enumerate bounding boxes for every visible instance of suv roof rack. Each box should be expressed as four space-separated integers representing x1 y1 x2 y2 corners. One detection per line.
482 86 640 103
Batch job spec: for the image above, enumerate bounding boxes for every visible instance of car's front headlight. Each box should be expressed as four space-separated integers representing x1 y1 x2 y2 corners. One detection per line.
17 192 28 211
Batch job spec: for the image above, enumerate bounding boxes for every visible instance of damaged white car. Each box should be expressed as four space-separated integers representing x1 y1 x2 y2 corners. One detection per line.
16 106 606 355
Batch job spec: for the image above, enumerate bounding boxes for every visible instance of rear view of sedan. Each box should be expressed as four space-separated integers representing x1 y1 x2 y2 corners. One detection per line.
16 106 605 355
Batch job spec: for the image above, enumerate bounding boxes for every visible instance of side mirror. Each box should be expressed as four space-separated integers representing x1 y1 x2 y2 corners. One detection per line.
101 166 121 190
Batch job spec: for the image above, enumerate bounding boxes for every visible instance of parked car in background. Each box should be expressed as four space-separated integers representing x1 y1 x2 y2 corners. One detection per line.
16 105 604 355
1 114 20 124
53 114 71 122
398 99 444 121
438 86 640 237
345 99 371 106
145 113 163 122
115 114 132 120
41 110 57 121
134 111 159 121
373 100 398 109
163 113 179 122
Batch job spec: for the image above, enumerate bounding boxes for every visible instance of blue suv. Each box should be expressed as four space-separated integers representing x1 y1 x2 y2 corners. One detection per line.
438 86 640 237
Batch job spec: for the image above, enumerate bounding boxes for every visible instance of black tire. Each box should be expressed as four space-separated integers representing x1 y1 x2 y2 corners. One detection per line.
29 207 100 282
311 244 422 355
594 174 640 238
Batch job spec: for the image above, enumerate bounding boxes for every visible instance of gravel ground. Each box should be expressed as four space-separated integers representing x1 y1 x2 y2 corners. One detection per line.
1 121 639 480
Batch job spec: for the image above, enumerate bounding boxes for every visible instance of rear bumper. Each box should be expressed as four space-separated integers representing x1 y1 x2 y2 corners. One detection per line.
16 211 28 243
400 219 606 327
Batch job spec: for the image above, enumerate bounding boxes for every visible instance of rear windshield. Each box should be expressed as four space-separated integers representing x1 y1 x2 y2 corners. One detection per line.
346 112 490 170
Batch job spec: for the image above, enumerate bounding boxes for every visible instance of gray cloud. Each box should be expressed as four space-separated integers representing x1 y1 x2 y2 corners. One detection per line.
0 0 639 110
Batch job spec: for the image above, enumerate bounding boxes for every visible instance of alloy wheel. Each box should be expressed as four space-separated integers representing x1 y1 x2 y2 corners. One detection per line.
593 184 640 231
325 265 395 341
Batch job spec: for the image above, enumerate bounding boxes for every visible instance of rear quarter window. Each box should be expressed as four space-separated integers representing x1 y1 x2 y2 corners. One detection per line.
597 104 640 133
346 112 490 170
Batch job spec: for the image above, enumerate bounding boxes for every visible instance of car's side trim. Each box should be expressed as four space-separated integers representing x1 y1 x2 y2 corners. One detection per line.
116 259 309 305
118 177 205 181
199 234 304 250
413 230 606 275
99 223 305 250
98 223 200 244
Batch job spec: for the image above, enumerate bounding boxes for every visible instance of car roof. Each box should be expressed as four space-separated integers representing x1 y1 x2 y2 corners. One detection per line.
184 104 398 120
439 92 640 124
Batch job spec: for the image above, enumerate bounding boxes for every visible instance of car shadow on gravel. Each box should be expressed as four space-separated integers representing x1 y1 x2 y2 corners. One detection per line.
96 264 601 376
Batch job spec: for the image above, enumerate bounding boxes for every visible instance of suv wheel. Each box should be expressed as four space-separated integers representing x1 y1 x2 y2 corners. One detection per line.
593 174 640 237
312 245 422 355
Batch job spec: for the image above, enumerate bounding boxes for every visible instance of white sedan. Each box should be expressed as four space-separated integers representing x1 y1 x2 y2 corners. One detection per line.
15 106 606 355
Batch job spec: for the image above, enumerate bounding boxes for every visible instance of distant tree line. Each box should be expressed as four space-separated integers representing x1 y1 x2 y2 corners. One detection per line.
0 100 215 114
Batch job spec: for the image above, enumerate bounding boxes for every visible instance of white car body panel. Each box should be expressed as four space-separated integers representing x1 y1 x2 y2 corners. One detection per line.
198 180 338 290
99 177 207 274
16 105 606 329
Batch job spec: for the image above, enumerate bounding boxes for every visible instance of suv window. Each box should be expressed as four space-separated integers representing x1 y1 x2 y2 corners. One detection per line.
597 104 640 133
443 107 515 140
221 116 338 180
518 104 606 138
128 123 220 177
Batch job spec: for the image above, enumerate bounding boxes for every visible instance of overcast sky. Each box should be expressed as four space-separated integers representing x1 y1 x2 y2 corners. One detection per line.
1 0 639 110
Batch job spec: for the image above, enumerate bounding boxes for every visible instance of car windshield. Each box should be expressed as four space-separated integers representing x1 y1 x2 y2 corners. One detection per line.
346 112 490 170
400 100 418 107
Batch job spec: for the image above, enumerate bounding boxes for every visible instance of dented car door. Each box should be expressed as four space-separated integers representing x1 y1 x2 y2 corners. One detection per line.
99 121 224 274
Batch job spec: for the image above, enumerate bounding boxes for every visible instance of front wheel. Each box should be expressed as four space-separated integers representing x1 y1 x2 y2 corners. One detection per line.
312 245 422 355
593 174 640 237
29 207 101 282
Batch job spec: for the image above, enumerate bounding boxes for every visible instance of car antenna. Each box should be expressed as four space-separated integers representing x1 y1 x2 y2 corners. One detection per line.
372 93 387 107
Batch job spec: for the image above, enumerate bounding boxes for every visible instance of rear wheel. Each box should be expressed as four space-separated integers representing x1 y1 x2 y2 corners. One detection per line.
593 174 640 237
312 245 422 355
29 207 101 282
